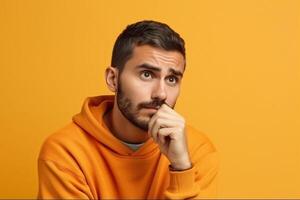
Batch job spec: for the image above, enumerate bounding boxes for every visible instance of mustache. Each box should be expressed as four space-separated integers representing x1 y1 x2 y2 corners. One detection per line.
138 99 166 110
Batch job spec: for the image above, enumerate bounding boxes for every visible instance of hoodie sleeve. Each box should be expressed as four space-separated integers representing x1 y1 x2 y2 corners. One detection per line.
164 141 219 199
37 158 94 199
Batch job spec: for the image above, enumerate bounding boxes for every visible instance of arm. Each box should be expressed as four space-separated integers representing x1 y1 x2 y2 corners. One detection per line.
148 104 219 199
38 158 93 199
165 150 219 199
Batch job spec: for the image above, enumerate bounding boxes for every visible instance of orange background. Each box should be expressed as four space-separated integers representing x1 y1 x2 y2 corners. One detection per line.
0 0 299 198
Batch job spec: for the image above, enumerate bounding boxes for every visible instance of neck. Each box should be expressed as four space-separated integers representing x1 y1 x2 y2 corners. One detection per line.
104 101 149 144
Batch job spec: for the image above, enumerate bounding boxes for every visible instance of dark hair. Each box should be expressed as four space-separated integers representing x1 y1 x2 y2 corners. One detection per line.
111 20 186 72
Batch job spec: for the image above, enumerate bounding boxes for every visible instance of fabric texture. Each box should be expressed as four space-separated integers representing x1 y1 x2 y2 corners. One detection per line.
37 95 219 199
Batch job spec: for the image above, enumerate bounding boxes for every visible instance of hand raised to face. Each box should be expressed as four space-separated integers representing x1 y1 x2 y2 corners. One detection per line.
148 104 192 170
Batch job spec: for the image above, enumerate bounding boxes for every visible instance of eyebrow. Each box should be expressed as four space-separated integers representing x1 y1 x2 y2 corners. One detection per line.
135 63 183 77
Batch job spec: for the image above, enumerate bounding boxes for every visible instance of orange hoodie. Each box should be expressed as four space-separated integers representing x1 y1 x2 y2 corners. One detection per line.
38 95 219 199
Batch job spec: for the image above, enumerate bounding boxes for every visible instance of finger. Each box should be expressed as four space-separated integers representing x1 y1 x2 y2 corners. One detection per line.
150 117 181 143
157 127 178 145
151 118 164 142
161 105 184 120
158 133 165 144
149 114 176 134
161 102 172 109
148 105 185 143
148 110 181 136
158 127 177 137
148 114 159 140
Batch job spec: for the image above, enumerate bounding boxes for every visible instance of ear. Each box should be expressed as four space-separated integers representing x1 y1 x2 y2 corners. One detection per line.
105 66 119 93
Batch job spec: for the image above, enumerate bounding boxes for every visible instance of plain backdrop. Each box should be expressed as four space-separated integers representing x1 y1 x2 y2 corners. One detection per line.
0 0 299 198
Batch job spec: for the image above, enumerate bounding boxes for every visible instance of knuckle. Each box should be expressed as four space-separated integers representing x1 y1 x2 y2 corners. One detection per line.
156 118 162 124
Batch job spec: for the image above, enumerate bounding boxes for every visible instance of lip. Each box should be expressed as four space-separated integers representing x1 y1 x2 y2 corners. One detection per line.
142 107 159 111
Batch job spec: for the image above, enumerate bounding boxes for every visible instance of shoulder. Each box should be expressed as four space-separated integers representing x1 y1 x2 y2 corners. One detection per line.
185 125 219 176
185 124 217 157
38 122 89 168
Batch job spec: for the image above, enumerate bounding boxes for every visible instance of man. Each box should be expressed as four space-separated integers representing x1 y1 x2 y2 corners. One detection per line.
38 20 219 199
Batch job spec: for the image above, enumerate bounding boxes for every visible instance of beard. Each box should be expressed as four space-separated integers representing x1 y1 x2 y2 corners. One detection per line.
116 77 169 131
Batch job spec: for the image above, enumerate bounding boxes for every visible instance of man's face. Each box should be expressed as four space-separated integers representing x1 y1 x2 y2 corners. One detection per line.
116 45 185 131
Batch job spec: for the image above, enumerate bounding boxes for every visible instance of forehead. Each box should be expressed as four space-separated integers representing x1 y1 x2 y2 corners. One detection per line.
124 45 185 72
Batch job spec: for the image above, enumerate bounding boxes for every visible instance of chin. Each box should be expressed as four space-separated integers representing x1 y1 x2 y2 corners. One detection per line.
135 116 151 131
137 116 150 124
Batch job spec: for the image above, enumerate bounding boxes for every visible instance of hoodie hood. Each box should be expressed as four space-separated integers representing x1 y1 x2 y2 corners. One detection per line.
72 95 159 157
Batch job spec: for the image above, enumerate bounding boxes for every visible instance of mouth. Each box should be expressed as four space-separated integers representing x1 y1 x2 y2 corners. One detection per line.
142 106 160 111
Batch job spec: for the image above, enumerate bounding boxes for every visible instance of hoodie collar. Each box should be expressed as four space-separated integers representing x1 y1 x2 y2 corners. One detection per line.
72 95 159 157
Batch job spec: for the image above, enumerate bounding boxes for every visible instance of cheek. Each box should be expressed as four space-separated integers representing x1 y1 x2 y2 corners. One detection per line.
120 76 151 102
166 88 180 106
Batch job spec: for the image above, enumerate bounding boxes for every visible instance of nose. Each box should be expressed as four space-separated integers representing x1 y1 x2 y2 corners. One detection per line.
151 79 167 101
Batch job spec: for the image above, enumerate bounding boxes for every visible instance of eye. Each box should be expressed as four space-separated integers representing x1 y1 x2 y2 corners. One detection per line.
167 76 178 85
140 71 153 80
